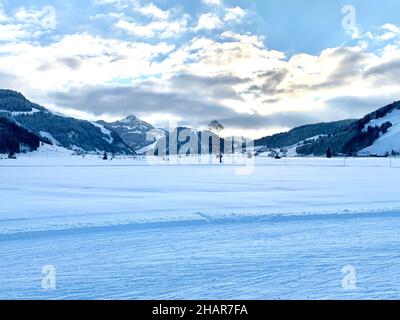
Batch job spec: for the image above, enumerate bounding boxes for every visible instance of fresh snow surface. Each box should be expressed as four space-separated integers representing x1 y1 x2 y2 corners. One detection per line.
361 108 400 155
285 134 326 157
91 122 114 144
257 134 326 157
0 108 41 116
39 131 61 146
11 108 41 116
1 155 400 299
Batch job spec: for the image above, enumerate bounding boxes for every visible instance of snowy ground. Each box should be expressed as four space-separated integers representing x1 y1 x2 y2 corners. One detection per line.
360 107 400 156
1 151 400 299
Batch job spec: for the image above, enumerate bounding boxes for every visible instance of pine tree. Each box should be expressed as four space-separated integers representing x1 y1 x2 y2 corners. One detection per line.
8 151 16 159
326 148 333 158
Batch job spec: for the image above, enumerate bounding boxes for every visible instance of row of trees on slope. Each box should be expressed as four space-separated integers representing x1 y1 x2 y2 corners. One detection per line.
296 102 400 156
0 117 41 154
0 89 46 112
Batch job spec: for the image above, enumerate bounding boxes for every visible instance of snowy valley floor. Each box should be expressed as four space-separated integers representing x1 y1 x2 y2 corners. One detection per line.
1 153 400 299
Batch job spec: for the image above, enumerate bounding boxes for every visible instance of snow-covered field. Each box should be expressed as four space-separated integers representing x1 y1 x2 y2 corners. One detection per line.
1 151 400 299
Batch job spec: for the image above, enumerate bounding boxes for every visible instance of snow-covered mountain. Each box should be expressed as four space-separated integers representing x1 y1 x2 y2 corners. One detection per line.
255 101 400 157
97 115 155 151
3 88 400 157
255 120 356 156
358 102 400 156
139 127 227 156
0 89 133 154
97 116 227 156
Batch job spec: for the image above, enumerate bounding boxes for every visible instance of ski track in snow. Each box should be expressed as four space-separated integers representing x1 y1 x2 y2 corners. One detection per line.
1 157 400 299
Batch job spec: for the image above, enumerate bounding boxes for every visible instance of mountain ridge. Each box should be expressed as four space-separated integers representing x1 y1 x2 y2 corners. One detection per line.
0 89 133 154
1 88 400 157
97 115 154 151
255 101 400 156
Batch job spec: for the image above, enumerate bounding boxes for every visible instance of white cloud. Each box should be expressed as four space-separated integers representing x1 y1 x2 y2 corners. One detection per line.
0 5 56 42
94 0 246 40
0 7 8 22
202 0 222 6
224 6 246 22
363 23 400 43
0 24 30 41
92 0 127 7
133 2 170 20
103 1 189 39
377 23 400 41
195 13 223 31
0 32 175 96
14 6 56 30
115 15 188 38
194 5 246 33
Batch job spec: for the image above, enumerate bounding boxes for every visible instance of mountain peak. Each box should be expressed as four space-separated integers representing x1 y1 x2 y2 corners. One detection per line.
126 114 140 122
118 115 153 129
99 115 154 150
119 114 140 123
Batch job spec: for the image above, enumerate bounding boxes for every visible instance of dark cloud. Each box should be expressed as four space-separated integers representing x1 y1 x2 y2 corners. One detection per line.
48 79 334 133
257 70 287 81
220 94 400 132
263 98 280 104
364 58 400 84
37 58 82 72
0 72 25 90
321 48 368 87
48 74 253 124
37 63 52 72
324 95 399 119
48 80 238 122
246 48 370 105
58 57 82 70
213 112 323 130
248 69 287 96
173 73 249 86
171 73 248 101
250 48 371 99
232 94 397 132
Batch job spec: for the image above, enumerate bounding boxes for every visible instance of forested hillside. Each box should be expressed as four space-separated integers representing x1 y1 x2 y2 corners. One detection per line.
0 89 133 154
0 117 41 154
15 112 132 154
255 120 355 149
296 101 400 156
0 90 46 112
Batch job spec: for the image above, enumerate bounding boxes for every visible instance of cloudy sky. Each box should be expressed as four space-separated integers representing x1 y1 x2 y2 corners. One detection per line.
1 0 400 138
